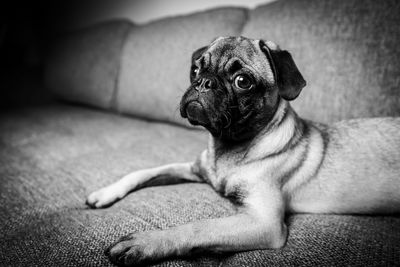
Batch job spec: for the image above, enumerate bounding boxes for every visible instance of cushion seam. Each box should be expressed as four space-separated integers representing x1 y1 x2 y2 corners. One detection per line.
110 21 134 113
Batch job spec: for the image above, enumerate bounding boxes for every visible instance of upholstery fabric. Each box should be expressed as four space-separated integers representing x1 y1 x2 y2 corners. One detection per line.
0 105 399 266
45 21 132 109
242 0 400 123
116 8 248 126
6 0 400 266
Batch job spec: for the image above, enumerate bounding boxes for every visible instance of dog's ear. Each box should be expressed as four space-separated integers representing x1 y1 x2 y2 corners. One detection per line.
190 46 207 82
260 40 306 101
191 46 207 64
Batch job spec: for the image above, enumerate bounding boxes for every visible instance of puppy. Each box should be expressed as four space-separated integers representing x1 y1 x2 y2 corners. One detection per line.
87 36 400 266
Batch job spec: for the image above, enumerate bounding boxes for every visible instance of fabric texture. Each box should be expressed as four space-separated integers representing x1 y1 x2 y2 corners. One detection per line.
45 20 132 109
0 105 399 266
242 0 400 123
5 0 400 266
116 7 248 126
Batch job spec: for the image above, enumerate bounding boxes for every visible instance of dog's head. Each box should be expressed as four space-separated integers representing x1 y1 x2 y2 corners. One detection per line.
180 36 306 142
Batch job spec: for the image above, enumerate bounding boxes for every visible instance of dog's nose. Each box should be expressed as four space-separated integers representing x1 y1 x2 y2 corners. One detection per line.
195 78 216 92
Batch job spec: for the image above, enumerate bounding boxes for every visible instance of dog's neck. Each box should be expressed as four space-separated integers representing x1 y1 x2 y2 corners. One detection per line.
210 99 307 161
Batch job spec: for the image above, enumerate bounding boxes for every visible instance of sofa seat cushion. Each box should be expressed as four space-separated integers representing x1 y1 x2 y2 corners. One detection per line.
0 104 399 266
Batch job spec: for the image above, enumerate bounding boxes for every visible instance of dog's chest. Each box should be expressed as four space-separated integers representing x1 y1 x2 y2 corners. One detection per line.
197 150 249 204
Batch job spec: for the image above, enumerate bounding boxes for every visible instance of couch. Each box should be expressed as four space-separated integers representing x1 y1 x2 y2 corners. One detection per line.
1 0 400 266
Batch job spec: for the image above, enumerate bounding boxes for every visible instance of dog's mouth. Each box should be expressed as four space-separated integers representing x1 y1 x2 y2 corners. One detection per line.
184 101 210 126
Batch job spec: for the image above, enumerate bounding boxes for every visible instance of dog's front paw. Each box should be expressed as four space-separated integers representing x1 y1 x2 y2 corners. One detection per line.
105 232 170 266
86 185 126 208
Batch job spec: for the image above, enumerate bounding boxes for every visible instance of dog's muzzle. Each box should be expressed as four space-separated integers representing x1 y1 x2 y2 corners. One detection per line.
185 101 209 126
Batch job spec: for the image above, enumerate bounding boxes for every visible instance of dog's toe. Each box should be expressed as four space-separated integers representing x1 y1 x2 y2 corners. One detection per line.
107 241 145 266
85 197 97 208
86 186 124 209
85 200 95 209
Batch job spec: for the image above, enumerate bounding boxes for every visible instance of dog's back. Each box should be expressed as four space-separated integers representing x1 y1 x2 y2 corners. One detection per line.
290 117 400 214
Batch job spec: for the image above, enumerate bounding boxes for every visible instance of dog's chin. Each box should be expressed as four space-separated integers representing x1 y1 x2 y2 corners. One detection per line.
183 102 224 136
185 102 210 127
184 101 256 139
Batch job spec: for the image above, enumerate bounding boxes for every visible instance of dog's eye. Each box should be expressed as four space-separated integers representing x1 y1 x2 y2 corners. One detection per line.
191 66 199 76
234 75 253 90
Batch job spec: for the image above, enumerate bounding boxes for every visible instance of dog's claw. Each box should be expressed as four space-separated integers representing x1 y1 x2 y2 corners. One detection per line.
104 232 167 266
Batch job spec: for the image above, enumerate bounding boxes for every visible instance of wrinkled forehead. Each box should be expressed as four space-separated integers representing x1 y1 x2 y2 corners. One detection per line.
200 36 274 83
209 36 258 57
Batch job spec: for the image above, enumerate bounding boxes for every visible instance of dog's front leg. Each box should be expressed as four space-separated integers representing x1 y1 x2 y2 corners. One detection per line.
106 186 287 266
86 162 202 208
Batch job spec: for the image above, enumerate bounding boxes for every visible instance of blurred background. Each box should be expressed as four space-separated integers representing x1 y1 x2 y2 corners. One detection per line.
0 0 275 109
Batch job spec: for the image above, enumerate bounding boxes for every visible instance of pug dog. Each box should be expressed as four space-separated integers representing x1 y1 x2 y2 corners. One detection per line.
86 36 400 266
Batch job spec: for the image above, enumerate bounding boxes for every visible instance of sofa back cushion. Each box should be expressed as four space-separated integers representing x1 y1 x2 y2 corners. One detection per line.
45 8 248 126
116 8 248 126
242 0 400 123
46 0 400 126
45 21 132 109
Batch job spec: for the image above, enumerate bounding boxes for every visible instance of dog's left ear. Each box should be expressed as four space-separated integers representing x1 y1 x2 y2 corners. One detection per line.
260 40 306 101
191 46 207 64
